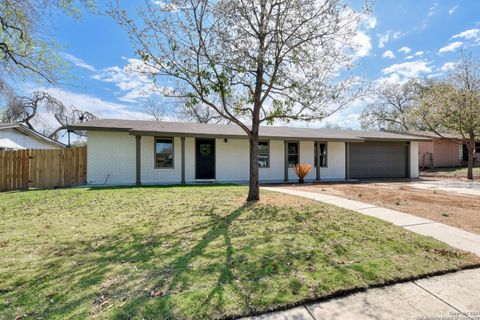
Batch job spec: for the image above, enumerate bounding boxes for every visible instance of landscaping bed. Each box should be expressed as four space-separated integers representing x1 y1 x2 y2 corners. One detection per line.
1 186 478 319
296 182 480 234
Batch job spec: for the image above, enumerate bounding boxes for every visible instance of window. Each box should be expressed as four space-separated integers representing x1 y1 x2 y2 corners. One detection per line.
314 142 327 167
258 141 270 168
287 142 299 167
155 138 174 168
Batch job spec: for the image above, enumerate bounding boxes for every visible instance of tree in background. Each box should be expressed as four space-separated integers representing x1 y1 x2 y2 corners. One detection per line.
360 79 422 131
110 0 369 201
416 53 480 180
0 0 93 84
0 91 96 141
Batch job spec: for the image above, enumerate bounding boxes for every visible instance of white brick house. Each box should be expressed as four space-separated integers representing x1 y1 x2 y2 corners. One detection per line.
69 119 429 186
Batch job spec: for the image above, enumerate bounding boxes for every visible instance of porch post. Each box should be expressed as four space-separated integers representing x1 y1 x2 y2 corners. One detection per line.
136 135 141 186
316 142 321 181
284 141 289 182
181 137 186 185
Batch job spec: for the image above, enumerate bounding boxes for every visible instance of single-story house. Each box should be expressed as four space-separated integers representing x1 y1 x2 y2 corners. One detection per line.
68 119 430 185
0 123 66 150
403 131 480 168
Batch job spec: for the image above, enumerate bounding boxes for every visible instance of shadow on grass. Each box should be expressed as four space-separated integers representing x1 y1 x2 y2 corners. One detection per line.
5 202 255 319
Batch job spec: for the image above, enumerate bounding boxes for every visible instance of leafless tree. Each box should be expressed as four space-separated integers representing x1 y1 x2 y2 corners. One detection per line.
110 0 370 201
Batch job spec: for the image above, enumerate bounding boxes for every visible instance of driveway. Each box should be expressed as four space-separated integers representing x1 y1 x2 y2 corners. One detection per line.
410 178 480 196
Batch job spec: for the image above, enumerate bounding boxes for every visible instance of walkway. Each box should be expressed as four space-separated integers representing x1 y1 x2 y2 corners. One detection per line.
240 186 480 320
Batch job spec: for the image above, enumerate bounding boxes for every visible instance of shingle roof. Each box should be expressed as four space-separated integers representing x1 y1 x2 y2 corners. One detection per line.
68 118 431 142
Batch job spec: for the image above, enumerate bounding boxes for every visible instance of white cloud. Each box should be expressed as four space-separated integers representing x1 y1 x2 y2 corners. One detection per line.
35 87 152 120
152 1 178 11
451 28 480 40
392 32 403 39
382 50 395 59
382 61 432 78
352 31 372 58
438 41 463 54
398 46 412 54
440 62 456 72
428 2 438 16
63 53 96 72
448 5 458 15
92 58 158 103
414 51 424 56
377 32 390 48
363 16 377 29
404 55 414 60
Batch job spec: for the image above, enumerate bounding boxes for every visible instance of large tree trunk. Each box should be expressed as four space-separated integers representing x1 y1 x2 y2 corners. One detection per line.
467 139 475 180
247 133 260 201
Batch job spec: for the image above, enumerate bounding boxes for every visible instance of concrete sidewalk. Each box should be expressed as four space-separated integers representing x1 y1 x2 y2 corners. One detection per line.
242 268 480 320
241 186 480 320
262 186 480 256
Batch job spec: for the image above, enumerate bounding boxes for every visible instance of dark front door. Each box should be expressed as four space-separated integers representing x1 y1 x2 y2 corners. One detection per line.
196 139 215 179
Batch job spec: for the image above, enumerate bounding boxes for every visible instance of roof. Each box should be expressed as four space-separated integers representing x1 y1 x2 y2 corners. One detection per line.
386 130 469 140
0 123 67 148
68 119 431 142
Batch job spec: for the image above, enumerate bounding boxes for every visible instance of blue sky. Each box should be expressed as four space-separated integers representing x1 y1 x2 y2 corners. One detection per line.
25 0 480 129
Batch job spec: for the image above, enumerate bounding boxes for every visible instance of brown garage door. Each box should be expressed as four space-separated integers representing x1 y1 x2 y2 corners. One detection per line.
348 142 409 179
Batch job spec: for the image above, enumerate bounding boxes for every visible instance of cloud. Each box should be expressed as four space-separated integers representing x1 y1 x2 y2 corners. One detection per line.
428 2 438 16
398 46 412 54
92 58 158 103
414 51 424 56
440 62 456 72
404 55 414 60
451 28 480 40
63 53 96 72
35 87 152 120
382 50 395 59
382 61 432 78
438 41 463 54
377 33 389 48
152 0 178 11
352 31 372 57
448 5 458 15
363 16 377 29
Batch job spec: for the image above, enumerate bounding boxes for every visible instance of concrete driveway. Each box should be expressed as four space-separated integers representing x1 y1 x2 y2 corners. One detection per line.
409 178 480 196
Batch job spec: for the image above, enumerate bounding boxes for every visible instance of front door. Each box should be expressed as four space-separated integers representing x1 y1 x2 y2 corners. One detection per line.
196 139 215 179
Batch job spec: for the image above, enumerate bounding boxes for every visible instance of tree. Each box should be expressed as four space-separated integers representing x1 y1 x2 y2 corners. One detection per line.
110 0 369 201
0 0 92 84
360 80 421 131
0 91 96 141
416 52 480 180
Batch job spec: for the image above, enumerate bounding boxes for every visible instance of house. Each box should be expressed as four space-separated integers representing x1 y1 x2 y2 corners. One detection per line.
68 119 430 185
404 131 480 168
0 123 66 150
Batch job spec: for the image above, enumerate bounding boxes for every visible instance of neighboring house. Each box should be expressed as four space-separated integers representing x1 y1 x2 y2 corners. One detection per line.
0 123 66 150
68 119 430 186
403 131 480 168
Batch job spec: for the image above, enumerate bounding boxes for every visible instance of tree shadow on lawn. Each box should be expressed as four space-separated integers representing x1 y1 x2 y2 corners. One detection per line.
5 202 255 319
84 183 240 191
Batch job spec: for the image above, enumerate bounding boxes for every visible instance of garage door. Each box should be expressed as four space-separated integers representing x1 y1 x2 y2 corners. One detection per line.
348 142 409 179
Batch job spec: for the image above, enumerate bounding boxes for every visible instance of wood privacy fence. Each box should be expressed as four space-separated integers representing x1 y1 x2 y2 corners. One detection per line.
0 147 87 192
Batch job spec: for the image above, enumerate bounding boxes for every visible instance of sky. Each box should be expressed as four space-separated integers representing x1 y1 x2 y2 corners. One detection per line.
20 0 480 131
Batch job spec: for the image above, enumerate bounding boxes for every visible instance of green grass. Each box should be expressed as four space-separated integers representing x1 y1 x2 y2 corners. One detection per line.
0 186 478 320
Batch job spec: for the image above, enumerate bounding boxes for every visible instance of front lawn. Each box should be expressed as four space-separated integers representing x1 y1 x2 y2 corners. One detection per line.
0 186 478 319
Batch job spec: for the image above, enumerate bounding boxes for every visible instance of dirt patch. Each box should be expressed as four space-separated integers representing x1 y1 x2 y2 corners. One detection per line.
294 182 480 235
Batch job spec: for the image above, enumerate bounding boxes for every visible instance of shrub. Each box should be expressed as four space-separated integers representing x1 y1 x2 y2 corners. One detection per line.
294 163 312 184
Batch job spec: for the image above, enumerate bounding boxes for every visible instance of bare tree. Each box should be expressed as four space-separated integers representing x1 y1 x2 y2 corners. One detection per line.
360 80 422 131
110 0 369 201
143 97 166 121
416 52 480 180
1 91 96 141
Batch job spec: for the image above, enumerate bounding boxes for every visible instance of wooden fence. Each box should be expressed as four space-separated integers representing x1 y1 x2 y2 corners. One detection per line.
0 147 87 192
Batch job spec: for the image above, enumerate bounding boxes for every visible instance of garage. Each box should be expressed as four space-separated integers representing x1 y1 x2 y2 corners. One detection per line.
348 142 409 179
